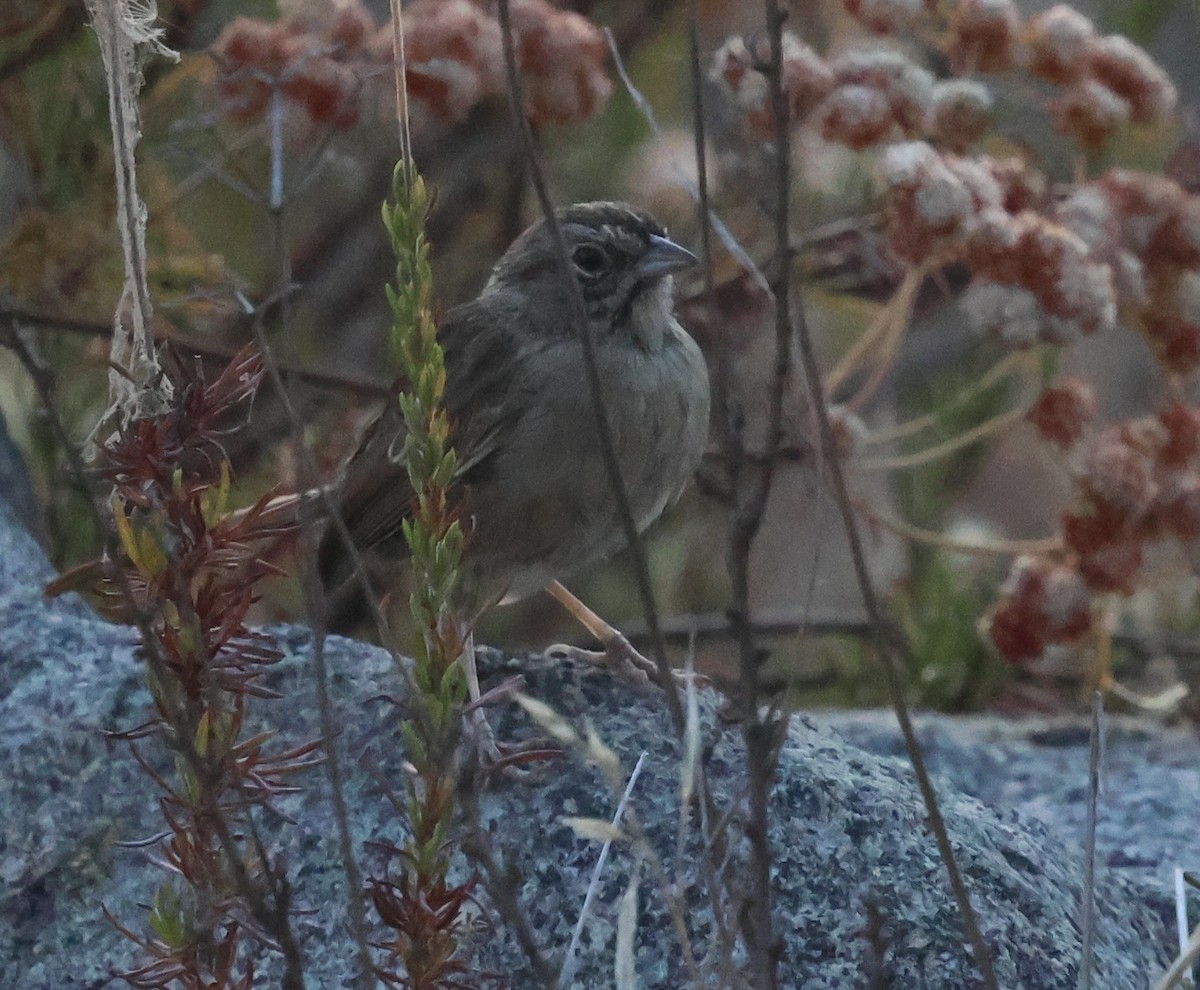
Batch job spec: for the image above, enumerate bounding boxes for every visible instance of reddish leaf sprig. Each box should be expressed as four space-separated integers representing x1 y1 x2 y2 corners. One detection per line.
88 345 314 989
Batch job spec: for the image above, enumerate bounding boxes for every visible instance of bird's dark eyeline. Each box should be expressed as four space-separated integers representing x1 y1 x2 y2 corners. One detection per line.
318 201 711 631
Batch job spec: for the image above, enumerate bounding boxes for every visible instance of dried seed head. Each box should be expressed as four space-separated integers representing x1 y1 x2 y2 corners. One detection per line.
949 0 1021 74
843 0 923 35
1026 5 1096 84
1028 378 1096 449
928 79 993 152
1087 33 1177 125
987 555 1094 663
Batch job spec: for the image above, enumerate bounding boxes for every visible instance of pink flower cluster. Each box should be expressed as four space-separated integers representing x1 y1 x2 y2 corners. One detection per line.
878 149 1200 361
880 142 1117 345
715 2 1174 154
1057 171 1200 373
1028 6 1178 147
988 555 1093 664
711 37 953 149
1026 377 1096 450
211 0 611 131
946 0 1176 145
991 401 1200 662
213 7 376 130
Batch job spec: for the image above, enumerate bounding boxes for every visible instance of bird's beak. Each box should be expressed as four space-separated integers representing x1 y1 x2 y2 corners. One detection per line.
636 234 698 280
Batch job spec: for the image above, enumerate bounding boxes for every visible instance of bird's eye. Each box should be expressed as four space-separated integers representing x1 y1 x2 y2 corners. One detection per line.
571 244 609 276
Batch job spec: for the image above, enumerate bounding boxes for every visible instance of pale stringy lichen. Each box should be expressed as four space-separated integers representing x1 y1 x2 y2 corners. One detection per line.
83 0 178 441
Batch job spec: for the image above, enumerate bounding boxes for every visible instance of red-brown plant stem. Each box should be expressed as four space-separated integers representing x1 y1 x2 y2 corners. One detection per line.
4 315 310 988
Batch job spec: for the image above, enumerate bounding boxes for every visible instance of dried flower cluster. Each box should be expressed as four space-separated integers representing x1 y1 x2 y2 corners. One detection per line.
704 1 1190 680
711 36 941 147
212 7 374 129
712 3 1174 152
987 555 1093 664
875 149 1200 365
211 0 611 131
1026 376 1096 450
879 141 1118 346
990 401 1200 662
1059 170 1200 374
1028 6 1178 148
843 0 923 36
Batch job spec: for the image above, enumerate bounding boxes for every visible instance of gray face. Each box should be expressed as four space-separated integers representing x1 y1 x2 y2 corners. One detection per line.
487 202 696 338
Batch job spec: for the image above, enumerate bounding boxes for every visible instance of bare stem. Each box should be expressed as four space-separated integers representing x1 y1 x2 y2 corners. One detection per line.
252 92 376 988
494 0 683 729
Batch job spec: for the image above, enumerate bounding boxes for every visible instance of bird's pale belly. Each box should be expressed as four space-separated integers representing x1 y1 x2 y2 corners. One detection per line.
465 327 709 603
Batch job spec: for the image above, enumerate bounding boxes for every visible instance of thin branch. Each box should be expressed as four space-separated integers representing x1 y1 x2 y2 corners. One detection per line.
1077 690 1103 990
858 404 1034 472
678 13 738 981
494 0 684 731
843 265 926 413
775 32 1003 990
1 302 391 398
715 6 803 984
252 91 376 989
861 351 1035 447
823 266 923 401
603 29 769 293
855 500 1064 558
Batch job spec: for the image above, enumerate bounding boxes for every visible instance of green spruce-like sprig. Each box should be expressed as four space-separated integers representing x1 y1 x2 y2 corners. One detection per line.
382 158 466 704
380 156 475 980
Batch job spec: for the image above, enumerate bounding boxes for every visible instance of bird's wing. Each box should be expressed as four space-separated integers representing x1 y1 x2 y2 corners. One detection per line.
440 291 532 486
318 291 532 585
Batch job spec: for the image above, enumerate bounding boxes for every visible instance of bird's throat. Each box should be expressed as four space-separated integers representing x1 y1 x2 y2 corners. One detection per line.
624 278 674 353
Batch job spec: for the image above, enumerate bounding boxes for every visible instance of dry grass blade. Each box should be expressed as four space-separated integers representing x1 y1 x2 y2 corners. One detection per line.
515 693 582 748
560 752 648 989
1153 924 1200 990
615 857 643 990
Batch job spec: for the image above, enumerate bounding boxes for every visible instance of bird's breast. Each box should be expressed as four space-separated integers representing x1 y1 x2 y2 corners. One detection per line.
464 320 710 600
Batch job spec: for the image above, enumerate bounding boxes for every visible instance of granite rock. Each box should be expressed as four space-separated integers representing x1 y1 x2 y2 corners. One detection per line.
0 499 1188 988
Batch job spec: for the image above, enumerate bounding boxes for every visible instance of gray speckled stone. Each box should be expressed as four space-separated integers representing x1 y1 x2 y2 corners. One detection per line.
0 496 1187 989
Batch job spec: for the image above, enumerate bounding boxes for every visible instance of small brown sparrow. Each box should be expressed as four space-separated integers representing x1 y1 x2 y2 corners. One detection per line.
318 202 710 643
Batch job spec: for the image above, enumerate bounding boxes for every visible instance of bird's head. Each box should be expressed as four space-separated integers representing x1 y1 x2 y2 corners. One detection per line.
487 202 697 350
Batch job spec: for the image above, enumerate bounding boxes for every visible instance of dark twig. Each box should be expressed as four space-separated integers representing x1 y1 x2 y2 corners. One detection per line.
253 89 377 989
1078 690 1104 990
1 302 391 398
458 783 558 989
603 31 768 292
683 6 740 982
494 0 683 731
717 5 803 984
767 13 1000 988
